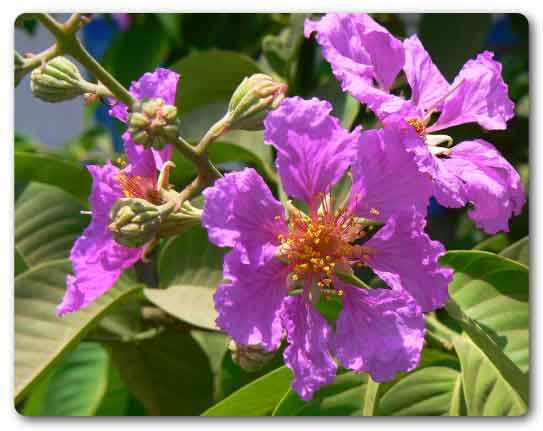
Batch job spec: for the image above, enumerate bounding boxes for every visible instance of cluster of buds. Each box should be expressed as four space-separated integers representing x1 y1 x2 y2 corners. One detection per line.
108 197 203 248
226 73 287 131
127 98 179 150
30 56 105 103
228 340 277 372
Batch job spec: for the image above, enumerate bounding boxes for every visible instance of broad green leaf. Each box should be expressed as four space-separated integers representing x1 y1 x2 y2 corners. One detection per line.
454 335 527 416
102 15 170 87
441 250 529 372
22 342 109 416
500 236 529 267
203 365 293 416
273 371 367 416
15 152 91 201
445 299 529 406
145 228 225 330
473 233 509 253
15 260 141 402
14 249 28 276
95 365 133 416
107 330 213 415
173 50 262 115
15 183 87 267
378 366 464 416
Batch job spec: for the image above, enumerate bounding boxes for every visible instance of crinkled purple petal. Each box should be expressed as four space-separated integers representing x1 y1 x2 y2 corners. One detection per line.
202 168 287 265
305 13 404 91
403 35 450 114
215 249 289 351
364 209 453 312
57 163 142 316
435 139 525 234
334 281 425 382
281 294 337 401
429 51 515 132
350 122 432 221
305 13 407 119
264 96 361 206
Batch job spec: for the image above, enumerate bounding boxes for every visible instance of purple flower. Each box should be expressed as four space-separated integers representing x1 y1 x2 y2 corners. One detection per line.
109 68 180 172
202 97 451 400
306 13 525 234
57 154 160 316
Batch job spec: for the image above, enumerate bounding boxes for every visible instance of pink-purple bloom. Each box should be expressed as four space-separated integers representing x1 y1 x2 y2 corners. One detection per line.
58 69 179 316
305 13 525 234
57 158 158 316
202 97 452 400
109 68 180 172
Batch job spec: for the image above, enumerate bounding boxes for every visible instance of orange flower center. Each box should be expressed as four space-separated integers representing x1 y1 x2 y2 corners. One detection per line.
277 195 371 289
116 173 162 204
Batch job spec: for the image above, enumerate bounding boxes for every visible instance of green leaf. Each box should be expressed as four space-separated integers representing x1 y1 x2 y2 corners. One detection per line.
472 233 509 253
15 260 142 402
22 342 109 416
445 299 529 406
102 15 170 87
173 50 262 115
107 330 214 415
441 250 529 372
378 366 464 416
454 335 527 416
15 183 87 267
169 132 275 187
500 236 529 267
15 152 91 201
203 365 293 416
156 13 182 43
272 371 367 416
14 249 28 276
95 365 133 416
144 227 225 330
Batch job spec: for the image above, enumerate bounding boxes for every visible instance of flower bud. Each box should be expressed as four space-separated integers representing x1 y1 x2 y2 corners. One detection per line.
108 198 174 247
30 56 87 103
128 98 179 150
228 339 276 372
227 74 287 131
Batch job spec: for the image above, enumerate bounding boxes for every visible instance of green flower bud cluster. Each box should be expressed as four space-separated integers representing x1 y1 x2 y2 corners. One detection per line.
30 56 89 103
227 73 288 131
109 197 203 248
109 198 175 248
128 98 179 150
228 339 277 372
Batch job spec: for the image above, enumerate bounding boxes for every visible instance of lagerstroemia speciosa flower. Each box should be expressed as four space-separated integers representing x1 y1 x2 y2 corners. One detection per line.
305 13 525 234
57 69 179 316
57 156 162 316
202 97 452 400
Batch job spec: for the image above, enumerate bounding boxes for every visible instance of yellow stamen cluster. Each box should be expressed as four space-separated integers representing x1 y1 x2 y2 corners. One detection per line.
278 195 370 290
406 117 426 137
